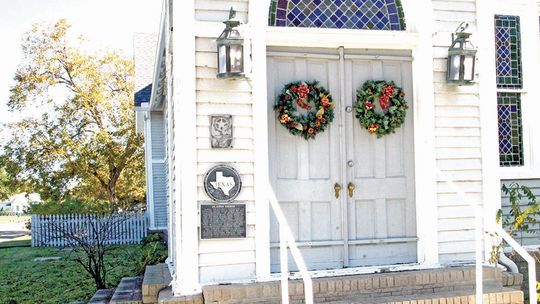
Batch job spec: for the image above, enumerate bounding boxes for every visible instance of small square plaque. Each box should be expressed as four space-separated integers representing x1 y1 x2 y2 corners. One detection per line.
210 115 233 149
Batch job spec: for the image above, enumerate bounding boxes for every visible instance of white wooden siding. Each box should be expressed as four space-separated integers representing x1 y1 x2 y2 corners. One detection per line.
432 0 482 264
501 179 540 247
195 33 256 283
150 111 168 229
195 0 249 23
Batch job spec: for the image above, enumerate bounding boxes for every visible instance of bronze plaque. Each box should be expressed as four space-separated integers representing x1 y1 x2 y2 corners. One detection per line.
200 204 246 239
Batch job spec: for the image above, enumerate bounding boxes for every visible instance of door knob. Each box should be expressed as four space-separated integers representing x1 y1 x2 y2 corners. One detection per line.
348 182 355 198
334 183 342 198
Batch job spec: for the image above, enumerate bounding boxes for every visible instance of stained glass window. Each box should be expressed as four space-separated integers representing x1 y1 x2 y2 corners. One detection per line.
498 93 523 167
268 0 406 31
494 15 522 89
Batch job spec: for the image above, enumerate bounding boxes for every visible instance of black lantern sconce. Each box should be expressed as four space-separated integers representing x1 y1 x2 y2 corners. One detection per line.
216 8 245 79
447 23 477 85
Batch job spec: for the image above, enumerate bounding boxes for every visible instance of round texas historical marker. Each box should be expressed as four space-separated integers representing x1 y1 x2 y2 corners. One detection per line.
203 165 242 202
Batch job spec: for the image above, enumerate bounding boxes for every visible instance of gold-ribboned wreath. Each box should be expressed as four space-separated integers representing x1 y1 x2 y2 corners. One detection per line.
274 81 335 140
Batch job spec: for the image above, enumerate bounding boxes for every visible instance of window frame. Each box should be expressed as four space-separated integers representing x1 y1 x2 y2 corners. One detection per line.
494 4 540 179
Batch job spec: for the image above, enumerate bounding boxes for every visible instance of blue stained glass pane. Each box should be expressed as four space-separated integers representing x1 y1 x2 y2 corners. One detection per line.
494 15 522 89
268 0 406 31
497 93 523 167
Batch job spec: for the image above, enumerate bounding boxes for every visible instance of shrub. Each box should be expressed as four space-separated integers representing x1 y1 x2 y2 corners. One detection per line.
137 233 168 275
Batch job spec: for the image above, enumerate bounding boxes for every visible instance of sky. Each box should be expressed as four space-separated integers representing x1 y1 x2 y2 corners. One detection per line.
0 0 162 124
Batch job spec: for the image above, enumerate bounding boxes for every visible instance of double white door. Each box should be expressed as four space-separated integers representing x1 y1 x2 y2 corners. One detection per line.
267 48 417 272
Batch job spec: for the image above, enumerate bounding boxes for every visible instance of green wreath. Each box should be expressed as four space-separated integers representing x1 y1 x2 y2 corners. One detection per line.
274 81 335 140
355 80 408 138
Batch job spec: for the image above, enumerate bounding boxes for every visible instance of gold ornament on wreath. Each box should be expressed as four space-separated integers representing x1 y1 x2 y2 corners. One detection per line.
274 80 335 140
354 80 408 138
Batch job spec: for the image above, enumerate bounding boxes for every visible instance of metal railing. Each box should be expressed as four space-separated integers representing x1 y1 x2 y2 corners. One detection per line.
269 187 314 304
437 170 537 304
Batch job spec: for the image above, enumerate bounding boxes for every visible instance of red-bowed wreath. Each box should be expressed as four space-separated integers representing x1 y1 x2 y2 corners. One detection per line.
355 80 408 138
274 81 335 140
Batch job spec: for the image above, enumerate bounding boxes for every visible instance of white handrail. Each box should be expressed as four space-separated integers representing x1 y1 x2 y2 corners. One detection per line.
269 187 314 304
437 170 537 304
493 226 537 304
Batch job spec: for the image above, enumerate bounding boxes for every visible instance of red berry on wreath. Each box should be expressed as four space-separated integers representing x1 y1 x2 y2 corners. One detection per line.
290 85 297 93
368 124 378 134
365 101 374 110
379 95 390 110
321 96 330 108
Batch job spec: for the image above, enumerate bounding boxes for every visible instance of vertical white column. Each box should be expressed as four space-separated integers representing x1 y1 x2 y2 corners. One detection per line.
403 0 439 266
173 0 200 295
476 0 499 264
251 0 271 280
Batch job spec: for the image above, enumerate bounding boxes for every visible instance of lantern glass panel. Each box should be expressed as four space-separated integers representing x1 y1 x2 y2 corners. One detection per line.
229 44 243 74
463 55 475 81
218 45 228 74
448 54 461 81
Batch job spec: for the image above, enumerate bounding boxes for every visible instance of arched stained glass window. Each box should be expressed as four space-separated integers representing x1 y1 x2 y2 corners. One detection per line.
268 0 406 31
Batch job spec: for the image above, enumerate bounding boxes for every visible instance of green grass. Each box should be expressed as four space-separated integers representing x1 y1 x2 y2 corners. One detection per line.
0 238 31 248
0 245 141 304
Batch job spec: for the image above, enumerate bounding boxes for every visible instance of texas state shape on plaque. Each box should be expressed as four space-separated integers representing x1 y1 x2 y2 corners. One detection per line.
209 171 235 196
203 164 242 202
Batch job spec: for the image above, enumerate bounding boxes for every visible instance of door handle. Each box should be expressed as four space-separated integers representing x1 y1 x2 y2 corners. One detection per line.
334 183 342 198
348 182 355 198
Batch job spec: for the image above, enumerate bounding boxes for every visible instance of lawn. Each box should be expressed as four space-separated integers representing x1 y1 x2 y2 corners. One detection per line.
0 245 141 304
0 238 31 248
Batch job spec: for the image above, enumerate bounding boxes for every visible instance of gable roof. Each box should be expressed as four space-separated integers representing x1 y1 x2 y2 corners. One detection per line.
133 33 158 107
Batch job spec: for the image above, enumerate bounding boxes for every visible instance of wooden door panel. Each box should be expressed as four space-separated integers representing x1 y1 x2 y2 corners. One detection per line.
345 57 417 267
267 53 344 272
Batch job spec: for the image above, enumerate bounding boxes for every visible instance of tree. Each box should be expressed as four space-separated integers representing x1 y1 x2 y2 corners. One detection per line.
36 213 134 289
3 19 145 210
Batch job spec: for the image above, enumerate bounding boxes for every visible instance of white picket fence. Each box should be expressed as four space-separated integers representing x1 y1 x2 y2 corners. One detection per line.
31 213 148 247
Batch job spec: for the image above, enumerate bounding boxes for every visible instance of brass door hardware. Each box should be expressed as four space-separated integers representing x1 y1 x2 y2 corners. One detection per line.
334 183 342 198
348 182 355 198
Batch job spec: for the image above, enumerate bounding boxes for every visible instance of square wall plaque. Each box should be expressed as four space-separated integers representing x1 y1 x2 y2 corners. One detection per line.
210 114 233 149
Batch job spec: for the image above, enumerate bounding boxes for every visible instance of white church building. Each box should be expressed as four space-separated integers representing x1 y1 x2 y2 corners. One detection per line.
134 0 540 302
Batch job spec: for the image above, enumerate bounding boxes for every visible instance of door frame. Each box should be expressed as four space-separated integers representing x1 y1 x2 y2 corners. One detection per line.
251 0 439 281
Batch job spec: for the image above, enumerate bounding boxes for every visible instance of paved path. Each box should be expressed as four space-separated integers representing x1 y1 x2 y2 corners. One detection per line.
0 220 30 242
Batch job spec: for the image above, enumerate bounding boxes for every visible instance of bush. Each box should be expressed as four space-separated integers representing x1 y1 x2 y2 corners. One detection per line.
136 233 168 275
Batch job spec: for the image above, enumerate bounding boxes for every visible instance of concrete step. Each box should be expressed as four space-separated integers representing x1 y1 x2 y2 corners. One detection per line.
156 266 518 304
201 266 503 304
143 264 173 304
110 277 144 304
327 288 523 304
88 289 115 304
158 287 203 304
501 272 523 289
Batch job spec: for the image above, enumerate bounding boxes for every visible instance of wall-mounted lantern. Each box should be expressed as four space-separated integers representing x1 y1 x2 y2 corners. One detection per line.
447 23 477 85
216 8 244 79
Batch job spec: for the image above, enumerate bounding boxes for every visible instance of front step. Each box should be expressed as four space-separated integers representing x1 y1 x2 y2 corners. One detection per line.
143 264 173 303
202 266 503 303
326 288 523 304
88 289 115 304
110 277 143 304
156 266 524 304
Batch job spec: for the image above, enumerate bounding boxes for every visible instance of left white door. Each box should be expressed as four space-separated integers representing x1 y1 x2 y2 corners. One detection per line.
267 51 345 272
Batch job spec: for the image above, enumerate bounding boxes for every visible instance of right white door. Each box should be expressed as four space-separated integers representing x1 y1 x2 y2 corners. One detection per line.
343 55 417 267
